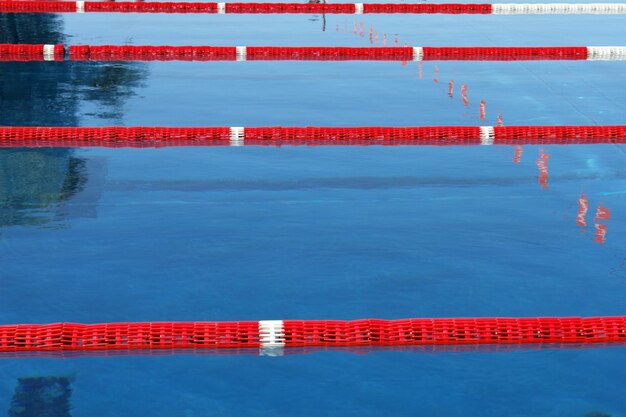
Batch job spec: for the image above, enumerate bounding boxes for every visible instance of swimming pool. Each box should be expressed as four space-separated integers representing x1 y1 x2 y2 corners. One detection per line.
1 3 626 416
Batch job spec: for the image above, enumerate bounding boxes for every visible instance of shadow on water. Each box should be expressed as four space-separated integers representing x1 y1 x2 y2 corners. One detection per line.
9 376 72 417
0 13 147 229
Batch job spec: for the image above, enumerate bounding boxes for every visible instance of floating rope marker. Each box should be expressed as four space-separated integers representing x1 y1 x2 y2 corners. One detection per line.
229 127 245 146
0 126 625 148
4 44 626 62
0 317 625 353
480 126 496 145
1 1 626 14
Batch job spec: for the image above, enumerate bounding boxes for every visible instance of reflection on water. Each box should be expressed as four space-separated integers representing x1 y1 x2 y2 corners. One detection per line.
594 203 611 245
576 192 613 246
536 148 550 189
0 13 147 228
577 192 589 227
0 150 107 228
8 376 72 417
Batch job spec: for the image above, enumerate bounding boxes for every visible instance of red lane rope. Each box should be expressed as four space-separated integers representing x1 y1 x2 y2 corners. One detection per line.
0 2 494 14
0 126 624 148
0 44 602 62
1 317 625 352
68 45 589 61
67 45 417 61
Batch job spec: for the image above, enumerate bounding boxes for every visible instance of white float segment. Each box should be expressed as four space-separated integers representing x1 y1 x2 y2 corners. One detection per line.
492 3 626 14
259 320 285 347
217 2 226 14
76 1 85 13
354 3 364 14
412 47 423 61
480 126 495 145
236 46 247 61
587 47 626 61
230 127 245 146
43 45 56 61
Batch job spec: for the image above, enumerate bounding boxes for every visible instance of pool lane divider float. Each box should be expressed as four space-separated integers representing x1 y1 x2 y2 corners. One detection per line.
1 317 625 355
2 1 626 14
0 126 625 147
3 44 626 62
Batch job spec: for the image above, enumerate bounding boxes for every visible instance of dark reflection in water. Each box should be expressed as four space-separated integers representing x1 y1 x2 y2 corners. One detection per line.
0 13 147 228
9 376 72 417
0 149 107 228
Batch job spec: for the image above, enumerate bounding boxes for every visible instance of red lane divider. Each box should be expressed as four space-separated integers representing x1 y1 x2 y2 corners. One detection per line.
0 126 625 148
68 45 589 61
3 44 624 62
1 317 625 353
0 2 493 14
68 45 416 61
2 2 626 14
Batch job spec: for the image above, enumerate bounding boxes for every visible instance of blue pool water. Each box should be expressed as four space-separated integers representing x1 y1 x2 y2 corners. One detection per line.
1 4 626 416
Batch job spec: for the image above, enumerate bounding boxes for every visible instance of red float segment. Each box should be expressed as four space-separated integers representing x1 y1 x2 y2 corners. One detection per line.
245 46 414 61
283 317 626 346
69 45 238 61
242 126 482 145
225 2 356 13
84 1 218 13
0 44 64 61
0 317 625 353
362 3 492 14
0 0 76 12
0 322 261 352
0 127 233 148
421 46 588 61
493 125 626 143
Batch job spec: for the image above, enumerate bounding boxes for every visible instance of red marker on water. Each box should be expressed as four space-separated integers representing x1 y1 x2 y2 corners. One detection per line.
577 193 589 227
461 84 469 106
595 204 611 221
513 145 523 164
594 223 607 244
536 149 549 189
